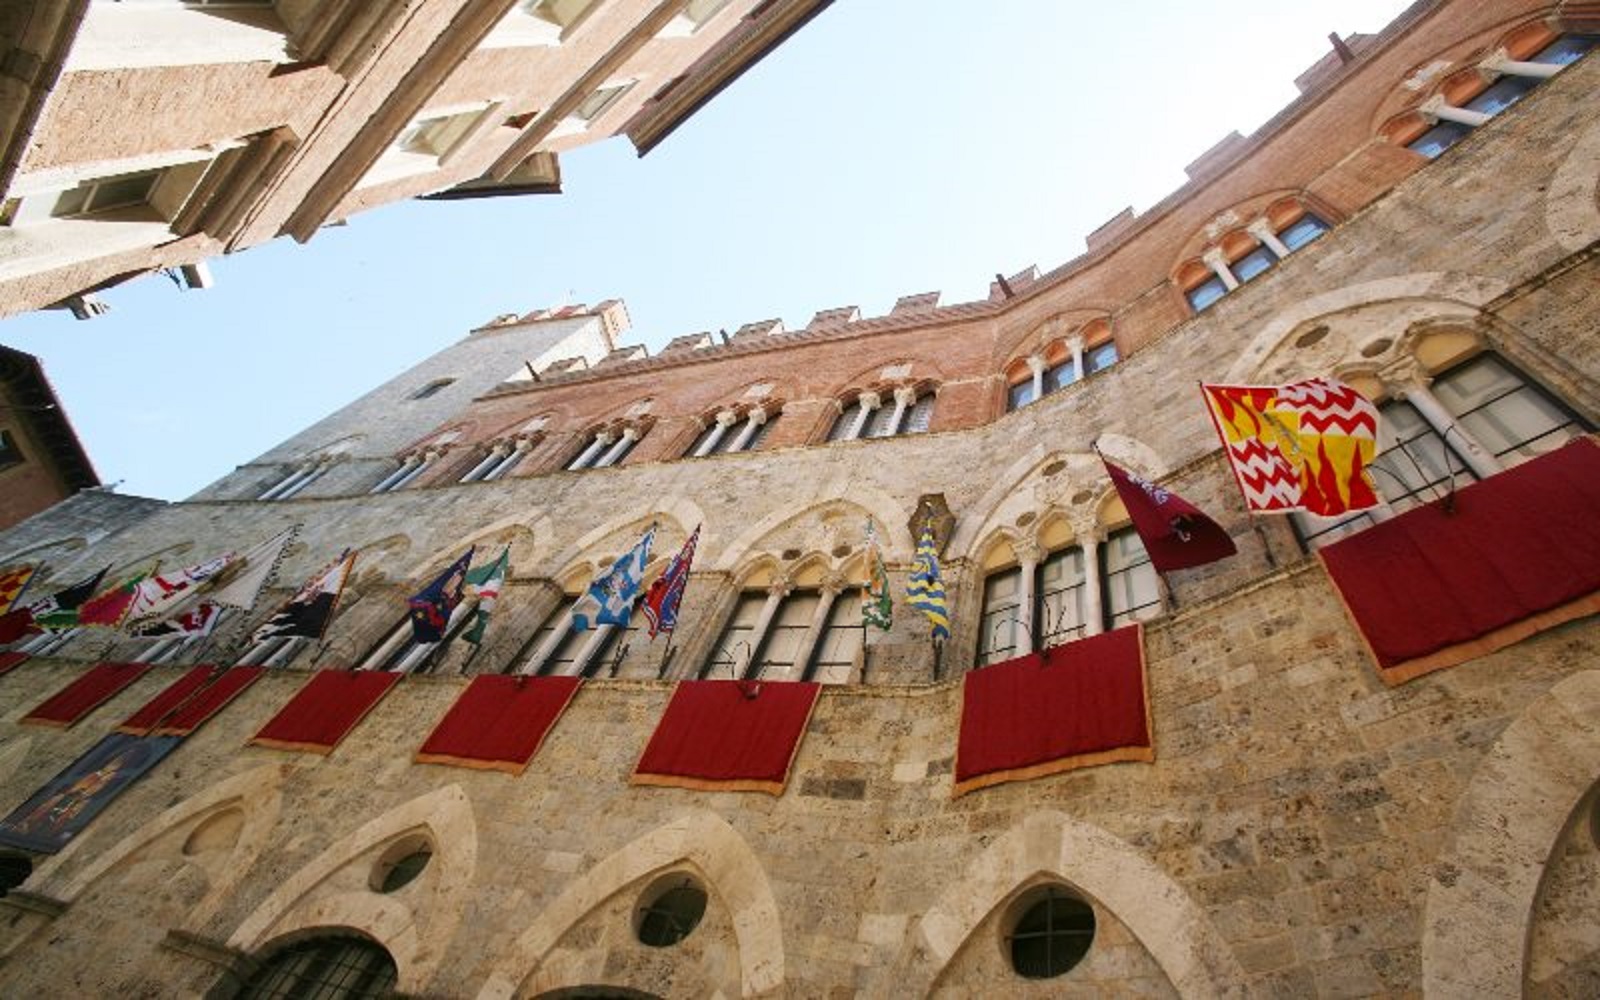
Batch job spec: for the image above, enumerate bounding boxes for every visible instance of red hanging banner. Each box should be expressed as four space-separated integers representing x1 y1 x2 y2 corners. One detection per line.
21 662 153 728
415 675 582 774
251 670 400 755
0 651 27 677
155 667 265 736
632 680 821 795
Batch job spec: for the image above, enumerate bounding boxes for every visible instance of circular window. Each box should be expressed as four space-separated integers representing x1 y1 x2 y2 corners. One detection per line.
0 854 31 897
1295 324 1330 349
1007 887 1095 979
635 877 707 948
370 840 432 894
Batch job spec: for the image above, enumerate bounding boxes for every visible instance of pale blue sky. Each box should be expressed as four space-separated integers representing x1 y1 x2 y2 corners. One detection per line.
0 0 1412 500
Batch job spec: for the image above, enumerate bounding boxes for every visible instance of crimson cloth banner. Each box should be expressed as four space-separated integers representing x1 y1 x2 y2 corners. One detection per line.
0 651 27 677
1101 458 1236 572
117 665 264 736
954 625 1153 797
632 680 821 795
251 670 401 754
415 675 581 774
1319 438 1600 686
21 663 153 728
155 667 265 736
0 733 180 854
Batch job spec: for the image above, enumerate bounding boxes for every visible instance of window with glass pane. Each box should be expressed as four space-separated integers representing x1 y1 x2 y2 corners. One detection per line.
863 399 899 438
703 592 766 679
1430 354 1586 464
978 568 1023 666
1008 380 1036 411
741 414 776 451
807 592 862 684
526 598 579 674
1530 34 1596 65
752 591 818 679
1464 76 1536 117
1082 342 1118 376
686 421 721 456
236 935 397 1000
1038 548 1087 648
1046 358 1079 393
1231 245 1277 283
1277 213 1328 251
583 616 634 677
1102 528 1160 629
1408 120 1472 159
595 433 639 467
903 392 935 433
1186 276 1228 311
52 170 159 218
828 399 865 441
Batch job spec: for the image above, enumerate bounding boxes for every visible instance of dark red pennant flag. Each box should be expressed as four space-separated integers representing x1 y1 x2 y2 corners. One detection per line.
1101 457 1237 573
0 607 38 645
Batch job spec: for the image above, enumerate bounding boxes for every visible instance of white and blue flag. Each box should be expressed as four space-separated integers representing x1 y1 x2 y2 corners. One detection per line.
571 524 655 630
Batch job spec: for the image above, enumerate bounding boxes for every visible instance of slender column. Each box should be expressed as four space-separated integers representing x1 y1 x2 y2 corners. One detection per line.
391 451 438 490
263 636 304 668
694 410 739 456
1246 218 1290 258
459 446 508 484
1420 95 1492 127
521 606 576 674
1014 540 1041 656
792 577 843 682
259 465 313 501
569 432 610 471
1079 530 1105 637
1480 50 1561 79
368 458 416 495
1026 355 1046 403
483 438 533 481
569 623 617 677
595 427 638 468
278 462 329 499
742 583 789 678
846 392 880 440
884 387 916 436
1386 372 1503 479
1067 335 1085 384
1202 248 1240 290
725 407 766 452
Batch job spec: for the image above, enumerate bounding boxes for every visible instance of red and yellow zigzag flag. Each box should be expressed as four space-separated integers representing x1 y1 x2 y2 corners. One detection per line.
0 565 37 615
1201 377 1381 517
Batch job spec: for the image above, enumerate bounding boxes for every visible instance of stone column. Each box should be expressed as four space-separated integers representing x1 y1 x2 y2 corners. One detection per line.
742 582 790 678
1419 94 1493 127
846 391 881 440
725 406 767 452
791 575 844 681
1014 538 1041 656
885 386 916 436
569 623 618 677
1202 248 1240 290
483 437 534 481
520 605 576 674
1079 528 1105 637
1479 49 1561 80
1246 218 1291 258
1026 355 1046 403
595 427 639 468
1383 365 1502 479
568 432 610 471
693 410 739 456
392 450 439 490
460 445 508 483
1067 335 1086 384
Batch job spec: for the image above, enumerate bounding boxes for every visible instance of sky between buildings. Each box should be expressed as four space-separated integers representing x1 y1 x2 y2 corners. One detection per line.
0 0 1413 502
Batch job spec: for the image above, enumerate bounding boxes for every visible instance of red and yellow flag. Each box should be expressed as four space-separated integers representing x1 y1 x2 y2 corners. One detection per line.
1202 377 1381 516
0 565 37 614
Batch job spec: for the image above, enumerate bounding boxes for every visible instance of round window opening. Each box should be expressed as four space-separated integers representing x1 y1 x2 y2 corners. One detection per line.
1007 887 1095 979
636 876 708 948
371 841 432 894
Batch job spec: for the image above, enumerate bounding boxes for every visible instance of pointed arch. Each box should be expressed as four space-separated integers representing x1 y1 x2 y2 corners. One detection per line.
544 499 704 580
1221 273 1511 383
714 486 912 572
34 764 284 928
1421 670 1600 998
228 784 478 995
477 810 783 999
952 449 1114 562
894 810 1243 998
397 510 553 581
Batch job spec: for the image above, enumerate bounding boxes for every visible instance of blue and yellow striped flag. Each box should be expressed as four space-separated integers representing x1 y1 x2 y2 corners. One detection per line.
907 523 950 640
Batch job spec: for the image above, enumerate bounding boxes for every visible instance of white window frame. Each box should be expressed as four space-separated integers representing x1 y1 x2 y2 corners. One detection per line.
66 1 291 72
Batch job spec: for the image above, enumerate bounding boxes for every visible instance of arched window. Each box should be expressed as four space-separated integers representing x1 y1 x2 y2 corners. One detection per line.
410 378 456 400
1101 528 1159 630
357 599 480 674
978 543 1089 665
1296 351 1590 547
1181 203 1331 312
517 592 636 677
0 854 31 897
567 423 647 470
827 387 934 442
701 585 861 683
233 934 397 1000
685 406 779 457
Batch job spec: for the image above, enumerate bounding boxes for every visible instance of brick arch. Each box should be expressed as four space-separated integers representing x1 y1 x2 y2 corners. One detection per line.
227 784 478 995
1169 187 1330 269
1221 272 1511 384
892 810 1243 998
476 810 783 999
1421 670 1600 998
34 764 284 929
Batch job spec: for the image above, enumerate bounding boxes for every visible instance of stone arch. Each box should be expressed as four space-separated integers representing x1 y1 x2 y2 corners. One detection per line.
31 764 284 928
397 511 552 582
1546 116 1600 252
894 810 1244 998
953 449 1112 562
714 486 912 571
545 500 704 580
0 535 88 572
0 737 32 785
1421 670 1600 998
1221 273 1511 383
477 810 782 999
227 784 478 995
